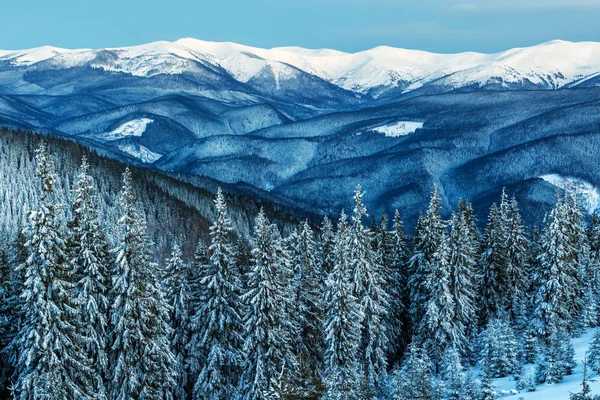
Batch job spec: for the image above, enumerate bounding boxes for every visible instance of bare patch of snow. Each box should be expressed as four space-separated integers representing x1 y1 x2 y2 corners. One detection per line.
103 118 154 141
371 121 423 137
118 144 162 163
540 174 600 214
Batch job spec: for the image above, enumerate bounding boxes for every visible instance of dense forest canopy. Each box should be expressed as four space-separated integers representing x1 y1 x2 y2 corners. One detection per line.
1 128 600 399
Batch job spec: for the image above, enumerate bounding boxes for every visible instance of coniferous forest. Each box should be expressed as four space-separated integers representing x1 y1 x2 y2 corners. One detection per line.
3 128 600 400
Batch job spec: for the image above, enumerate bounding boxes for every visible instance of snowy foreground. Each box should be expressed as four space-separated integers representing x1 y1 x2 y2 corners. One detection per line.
493 329 597 399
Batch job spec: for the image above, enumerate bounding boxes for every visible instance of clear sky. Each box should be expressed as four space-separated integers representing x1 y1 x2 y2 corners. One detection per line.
2 0 599 53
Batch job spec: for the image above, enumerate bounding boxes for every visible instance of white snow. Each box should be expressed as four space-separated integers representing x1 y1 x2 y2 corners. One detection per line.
540 174 600 213
103 118 154 141
3 39 600 92
492 329 600 399
118 144 162 163
371 121 423 137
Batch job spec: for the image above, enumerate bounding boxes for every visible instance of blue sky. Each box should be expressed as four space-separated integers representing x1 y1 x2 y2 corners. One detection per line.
2 0 599 53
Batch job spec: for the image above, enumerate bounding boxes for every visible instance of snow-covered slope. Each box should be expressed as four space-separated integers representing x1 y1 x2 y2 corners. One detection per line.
2 39 600 96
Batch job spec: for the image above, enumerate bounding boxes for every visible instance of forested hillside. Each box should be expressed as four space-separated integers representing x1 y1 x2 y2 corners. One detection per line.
2 129 600 399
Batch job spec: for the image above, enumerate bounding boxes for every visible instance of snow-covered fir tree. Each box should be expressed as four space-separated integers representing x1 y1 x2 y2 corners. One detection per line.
322 212 363 400
15 142 95 399
389 210 411 356
408 185 445 335
109 168 177 400
445 210 478 357
503 196 530 329
415 228 462 365
67 156 112 399
319 216 336 276
347 185 389 394
390 343 443 400
188 188 244 400
479 196 508 326
239 209 298 400
479 318 519 379
587 328 600 373
164 243 191 400
533 193 581 341
289 219 323 388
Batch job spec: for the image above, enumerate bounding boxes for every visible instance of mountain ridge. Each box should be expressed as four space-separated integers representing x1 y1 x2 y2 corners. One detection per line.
3 38 600 97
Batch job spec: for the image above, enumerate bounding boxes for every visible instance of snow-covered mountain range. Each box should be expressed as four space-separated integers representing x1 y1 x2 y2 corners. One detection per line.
2 38 600 228
3 39 600 97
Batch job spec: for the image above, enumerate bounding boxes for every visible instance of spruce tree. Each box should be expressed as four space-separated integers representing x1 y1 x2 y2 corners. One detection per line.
189 188 244 400
322 212 363 400
503 197 530 329
479 318 519 379
587 328 600 373
408 185 445 332
533 193 581 341
416 230 461 365
391 344 443 400
289 219 323 392
109 168 177 399
390 210 411 356
15 142 95 399
164 243 191 400
68 157 111 399
446 210 478 357
239 210 298 400
347 185 389 392
479 202 507 327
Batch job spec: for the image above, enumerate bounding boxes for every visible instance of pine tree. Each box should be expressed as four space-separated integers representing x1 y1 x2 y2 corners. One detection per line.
0 228 27 386
347 185 389 392
479 318 519 379
319 216 336 276
408 185 445 332
15 142 95 399
446 210 478 357
68 156 112 399
441 346 467 400
189 188 244 400
587 329 600 373
389 210 411 357
503 197 530 329
109 168 177 400
533 193 581 341
288 219 323 395
416 230 461 365
164 243 191 400
391 344 443 400
239 209 298 400
322 212 363 400
479 202 507 327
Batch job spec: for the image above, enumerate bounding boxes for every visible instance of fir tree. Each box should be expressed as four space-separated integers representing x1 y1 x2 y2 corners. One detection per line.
533 193 581 341
347 185 389 392
239 210 297 400
479 318 519 379
587 329 600 373
15 142 95 399
408 185 445 332
446 210 478 357
322 212 363 400
109 168 177 400
391 344 443 400
189 188 244 400
389 210 411 357
164 243 191 400
68 157 111 399
416 230 461 365
479 202 507 327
